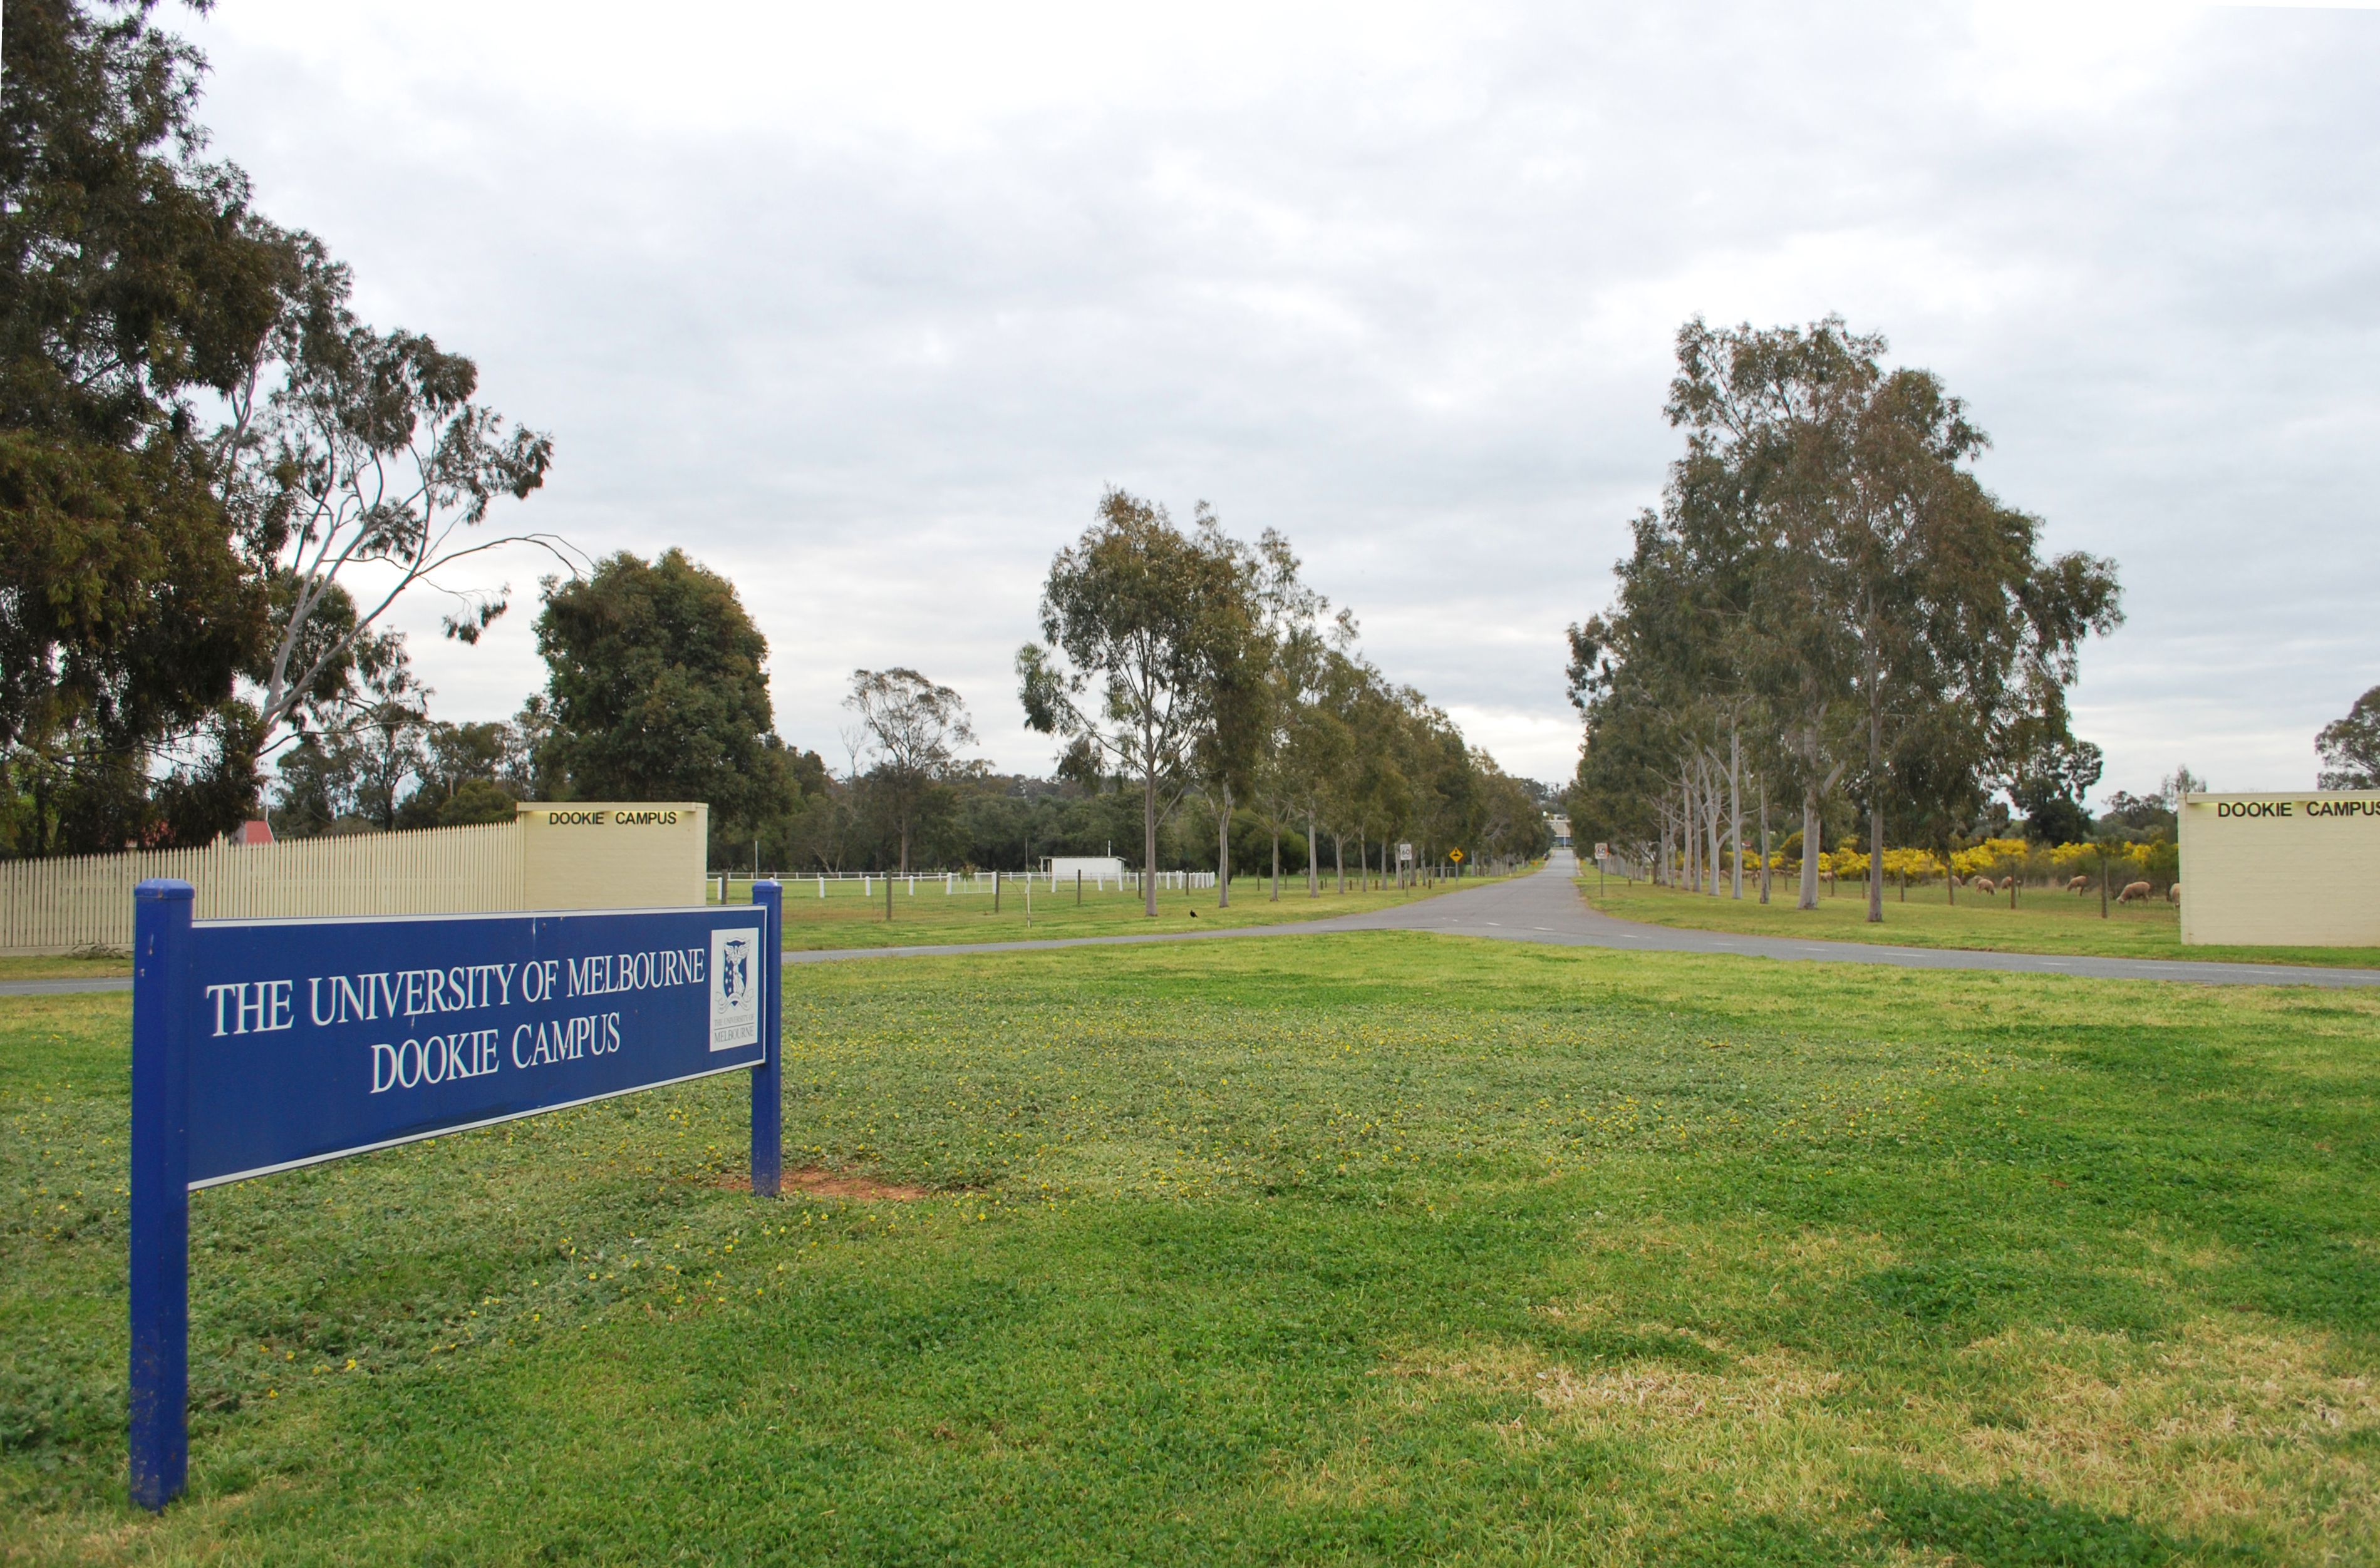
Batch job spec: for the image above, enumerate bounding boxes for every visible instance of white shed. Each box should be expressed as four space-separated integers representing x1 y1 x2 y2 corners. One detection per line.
1047 856 1129 887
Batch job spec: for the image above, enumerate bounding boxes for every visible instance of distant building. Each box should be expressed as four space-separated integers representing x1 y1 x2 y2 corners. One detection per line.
1046 856 1128 885
1547 815 1572 848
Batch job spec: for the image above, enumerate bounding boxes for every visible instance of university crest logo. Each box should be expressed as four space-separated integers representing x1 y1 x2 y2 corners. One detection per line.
708 926 761 1050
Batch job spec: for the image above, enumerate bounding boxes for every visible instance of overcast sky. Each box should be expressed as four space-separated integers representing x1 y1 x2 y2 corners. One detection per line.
182 1 2379 801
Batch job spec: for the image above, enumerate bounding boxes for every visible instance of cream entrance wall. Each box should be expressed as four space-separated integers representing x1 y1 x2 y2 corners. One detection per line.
519 803 708 910
2178 791 2380 946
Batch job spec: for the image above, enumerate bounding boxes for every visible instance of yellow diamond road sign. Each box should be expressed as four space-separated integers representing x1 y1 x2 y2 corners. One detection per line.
1449 849 1464 862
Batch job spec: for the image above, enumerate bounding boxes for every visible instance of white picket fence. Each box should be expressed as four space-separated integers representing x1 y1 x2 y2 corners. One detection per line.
0 823 525 954
717 869 1220 900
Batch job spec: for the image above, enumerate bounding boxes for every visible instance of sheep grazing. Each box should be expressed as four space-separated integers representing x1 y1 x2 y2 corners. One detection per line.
1972 877 1997 895
2166 882 2181 904
2066 875 2089 894
2117 880 2153 904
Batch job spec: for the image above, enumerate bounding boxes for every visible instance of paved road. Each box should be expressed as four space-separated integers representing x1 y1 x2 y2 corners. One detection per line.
1313 852 2380 988
9 855 2377 993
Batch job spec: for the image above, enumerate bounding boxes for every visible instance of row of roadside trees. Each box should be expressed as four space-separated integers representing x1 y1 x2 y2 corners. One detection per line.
257 502 1551 888
1565 316 2126 922
1020 488 1547 915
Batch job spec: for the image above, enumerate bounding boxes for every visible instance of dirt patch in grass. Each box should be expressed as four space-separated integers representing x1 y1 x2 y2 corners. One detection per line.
713 1167 941 1201
790 1167 938 1201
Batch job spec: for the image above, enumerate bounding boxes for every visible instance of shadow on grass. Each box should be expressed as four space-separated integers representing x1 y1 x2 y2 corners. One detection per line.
1856 1259 2167 1341
1645 1511 1871 1566
1866 1472 2210 1566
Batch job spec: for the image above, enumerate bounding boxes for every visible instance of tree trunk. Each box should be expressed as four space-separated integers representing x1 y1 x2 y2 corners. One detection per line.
1798 788 1822 910
1270 821 1280 901
1867 797 1885 924
1144 762 1159 917
1706 776 1720 897
1700 779 1712 894
1866 642 1885 924
1306 811 1319 897
1729 728 1742 900
1218 783 1233 909
1684 776 1698 894
1758 788 1770 905
1334 833 1344 894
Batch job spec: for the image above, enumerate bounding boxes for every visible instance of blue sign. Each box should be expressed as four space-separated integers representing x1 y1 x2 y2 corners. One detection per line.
183 905 770 1186
127 879 785 1511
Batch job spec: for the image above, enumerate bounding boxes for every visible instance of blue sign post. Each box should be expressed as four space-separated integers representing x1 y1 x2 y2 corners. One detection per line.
127 879 784 1511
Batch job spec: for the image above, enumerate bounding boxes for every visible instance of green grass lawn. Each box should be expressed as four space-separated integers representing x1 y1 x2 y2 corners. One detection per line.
0 956 132 983
0 871 1476 978
5 934 2376 1563
727 870 1490 950
1581 875 2380 970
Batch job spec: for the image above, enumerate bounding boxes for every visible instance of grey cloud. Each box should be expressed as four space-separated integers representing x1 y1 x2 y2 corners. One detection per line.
190 2 2380 795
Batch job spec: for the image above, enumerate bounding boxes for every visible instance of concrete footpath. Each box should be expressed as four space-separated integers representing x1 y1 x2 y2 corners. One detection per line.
9 854 2378 994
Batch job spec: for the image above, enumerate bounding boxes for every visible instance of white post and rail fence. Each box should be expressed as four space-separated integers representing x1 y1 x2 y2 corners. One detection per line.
712 864 1219 902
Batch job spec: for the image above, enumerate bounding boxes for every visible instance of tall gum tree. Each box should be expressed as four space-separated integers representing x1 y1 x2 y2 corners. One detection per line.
1588 316 2119 919
1018 489 1255 917
1786 339 2121 922
844 667 976 874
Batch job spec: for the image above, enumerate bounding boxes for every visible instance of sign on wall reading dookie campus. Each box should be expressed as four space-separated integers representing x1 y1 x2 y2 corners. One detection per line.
2177 792 2380 947
128 880 786 1511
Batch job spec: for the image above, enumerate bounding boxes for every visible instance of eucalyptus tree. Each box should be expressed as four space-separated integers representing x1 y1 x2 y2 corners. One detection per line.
1565 616 1671 879
3 0 299 847
241 314 563 755
1276 621 1356 900
1576 443 1771 897
2316 686 2380 790
845 668 978 874
1218 527 1337 901
2009 731 2104 845
1810 343 2119 920
1189 663 1263 907
3 1 569 851
1660 319 1871 908
1018 489 1257 917
1317 651 1402 890
1301 649 1370 894
1390 686 1474 880
1657 315 2120 921
1335 668 1413 890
